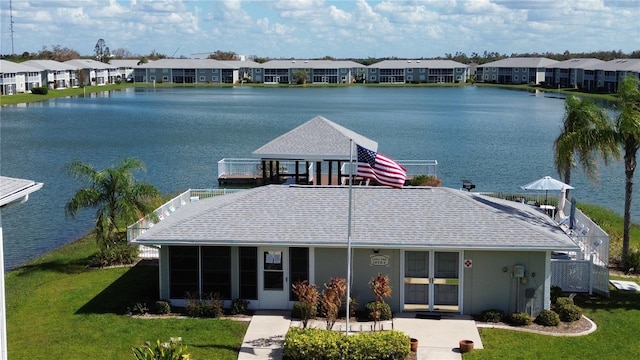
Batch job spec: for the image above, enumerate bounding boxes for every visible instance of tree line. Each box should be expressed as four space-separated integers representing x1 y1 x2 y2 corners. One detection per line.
2 39 638 65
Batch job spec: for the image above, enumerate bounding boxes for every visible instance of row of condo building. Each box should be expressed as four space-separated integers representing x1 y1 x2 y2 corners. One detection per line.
2 57 639 95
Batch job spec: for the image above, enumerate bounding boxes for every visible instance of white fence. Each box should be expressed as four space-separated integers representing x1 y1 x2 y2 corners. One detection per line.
484 192 610 296
551 256 609 296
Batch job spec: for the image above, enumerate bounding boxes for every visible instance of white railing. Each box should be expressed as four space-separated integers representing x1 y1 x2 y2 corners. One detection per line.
218 158 260 178
127 188 243 258
398 160 438 178
341 160 438 178
219 158 438 180
484 191 610 296
551 256 609 296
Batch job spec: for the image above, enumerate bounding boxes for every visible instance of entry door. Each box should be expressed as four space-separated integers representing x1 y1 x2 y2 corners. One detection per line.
259 248 289 309
404 251 460 312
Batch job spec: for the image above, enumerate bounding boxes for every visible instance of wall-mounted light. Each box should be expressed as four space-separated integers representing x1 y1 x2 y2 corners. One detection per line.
373 249 380 254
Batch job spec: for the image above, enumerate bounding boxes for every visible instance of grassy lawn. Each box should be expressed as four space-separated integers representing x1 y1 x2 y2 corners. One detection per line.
5 235 247 360
464 277 640 360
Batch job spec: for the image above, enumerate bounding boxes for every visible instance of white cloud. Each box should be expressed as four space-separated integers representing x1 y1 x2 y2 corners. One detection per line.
0 0 637 58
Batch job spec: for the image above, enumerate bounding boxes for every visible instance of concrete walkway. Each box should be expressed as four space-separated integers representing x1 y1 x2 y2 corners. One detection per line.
237 311 482 360
393 313 483 360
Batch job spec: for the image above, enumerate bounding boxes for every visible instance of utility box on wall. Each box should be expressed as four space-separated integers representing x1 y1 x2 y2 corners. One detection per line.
513 265 525 278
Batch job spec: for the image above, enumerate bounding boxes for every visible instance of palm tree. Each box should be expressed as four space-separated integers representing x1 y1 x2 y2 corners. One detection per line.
553 96 619 193
66 157 160 250
614 76 640 270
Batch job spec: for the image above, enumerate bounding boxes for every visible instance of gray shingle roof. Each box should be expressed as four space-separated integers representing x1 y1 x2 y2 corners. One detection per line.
480 57 559 68
132 185 579 251
553 58 605 69
134 58 235 69
372 59 468 69
262 59 366 69
22 60 79 71
588 58 640 72
65 59 117 69
252 115 378 160
0 60 41 73
0 176 43 207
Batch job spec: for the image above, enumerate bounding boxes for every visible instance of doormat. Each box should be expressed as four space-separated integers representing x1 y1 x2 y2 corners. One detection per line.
609 280 640 292
415 313 441 320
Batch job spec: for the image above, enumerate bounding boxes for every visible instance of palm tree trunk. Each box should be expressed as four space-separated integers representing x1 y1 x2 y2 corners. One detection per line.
623 144 638 271
563 166 572 198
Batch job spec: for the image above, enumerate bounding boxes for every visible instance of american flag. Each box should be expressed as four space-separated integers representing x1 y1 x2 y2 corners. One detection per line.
356 145 407 188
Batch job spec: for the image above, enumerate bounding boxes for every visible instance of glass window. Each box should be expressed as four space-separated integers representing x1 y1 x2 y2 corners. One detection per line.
202 247 231 299
169 246 199 298
264 251 283 290
289 248 309 300
240 247 258 299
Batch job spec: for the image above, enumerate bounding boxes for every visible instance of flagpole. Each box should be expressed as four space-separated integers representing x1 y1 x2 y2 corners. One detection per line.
346 139 354 335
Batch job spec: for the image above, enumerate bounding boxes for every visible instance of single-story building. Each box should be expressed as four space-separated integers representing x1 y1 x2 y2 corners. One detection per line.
129 184 580 317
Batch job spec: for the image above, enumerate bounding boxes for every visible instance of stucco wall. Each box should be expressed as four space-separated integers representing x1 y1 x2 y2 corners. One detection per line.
314 248 401 312
462 250 547 316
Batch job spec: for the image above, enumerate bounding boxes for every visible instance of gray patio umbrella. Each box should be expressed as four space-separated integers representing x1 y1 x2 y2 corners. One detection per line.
520 175 574 205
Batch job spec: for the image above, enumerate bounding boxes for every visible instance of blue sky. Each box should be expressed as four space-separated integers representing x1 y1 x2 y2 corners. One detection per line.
1 0 638 59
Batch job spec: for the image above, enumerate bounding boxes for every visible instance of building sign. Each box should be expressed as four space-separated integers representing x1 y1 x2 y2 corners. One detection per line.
370 255 390 267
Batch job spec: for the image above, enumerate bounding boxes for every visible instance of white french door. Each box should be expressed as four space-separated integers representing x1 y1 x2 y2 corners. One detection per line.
404 251 460 312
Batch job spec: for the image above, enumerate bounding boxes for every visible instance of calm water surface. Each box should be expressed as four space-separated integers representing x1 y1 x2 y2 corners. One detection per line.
0 86 629 269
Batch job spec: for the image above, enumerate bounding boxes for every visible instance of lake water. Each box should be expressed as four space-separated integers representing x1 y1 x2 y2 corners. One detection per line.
0 86 630 270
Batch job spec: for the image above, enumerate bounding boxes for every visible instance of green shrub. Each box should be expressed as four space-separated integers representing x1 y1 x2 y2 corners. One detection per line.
132 337 191 360
230 299 250 315
558 304 582 322
153 300 171 315
129 302 149 316
626 248 640 273
292 301 317 320
88 243 139 267
31 86 48 95
535 309 560 326
409 175 442 186
510 312 532 326
554 296 574 311
480 309 504 323
366 301 392 321
184 292 224 318
283 328 410 360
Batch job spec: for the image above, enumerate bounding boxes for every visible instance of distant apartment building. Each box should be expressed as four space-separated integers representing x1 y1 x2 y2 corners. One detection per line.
477 57 560 85
0 59 42 94
22 60 79 89
65 59 115 86
368 59 469 83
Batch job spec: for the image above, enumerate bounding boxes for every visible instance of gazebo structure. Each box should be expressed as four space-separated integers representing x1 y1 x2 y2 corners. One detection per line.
218 115 437 186
252 115 377 185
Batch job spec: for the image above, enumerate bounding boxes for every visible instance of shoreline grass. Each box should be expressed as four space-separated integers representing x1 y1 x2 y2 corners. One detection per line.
1 81 618 107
